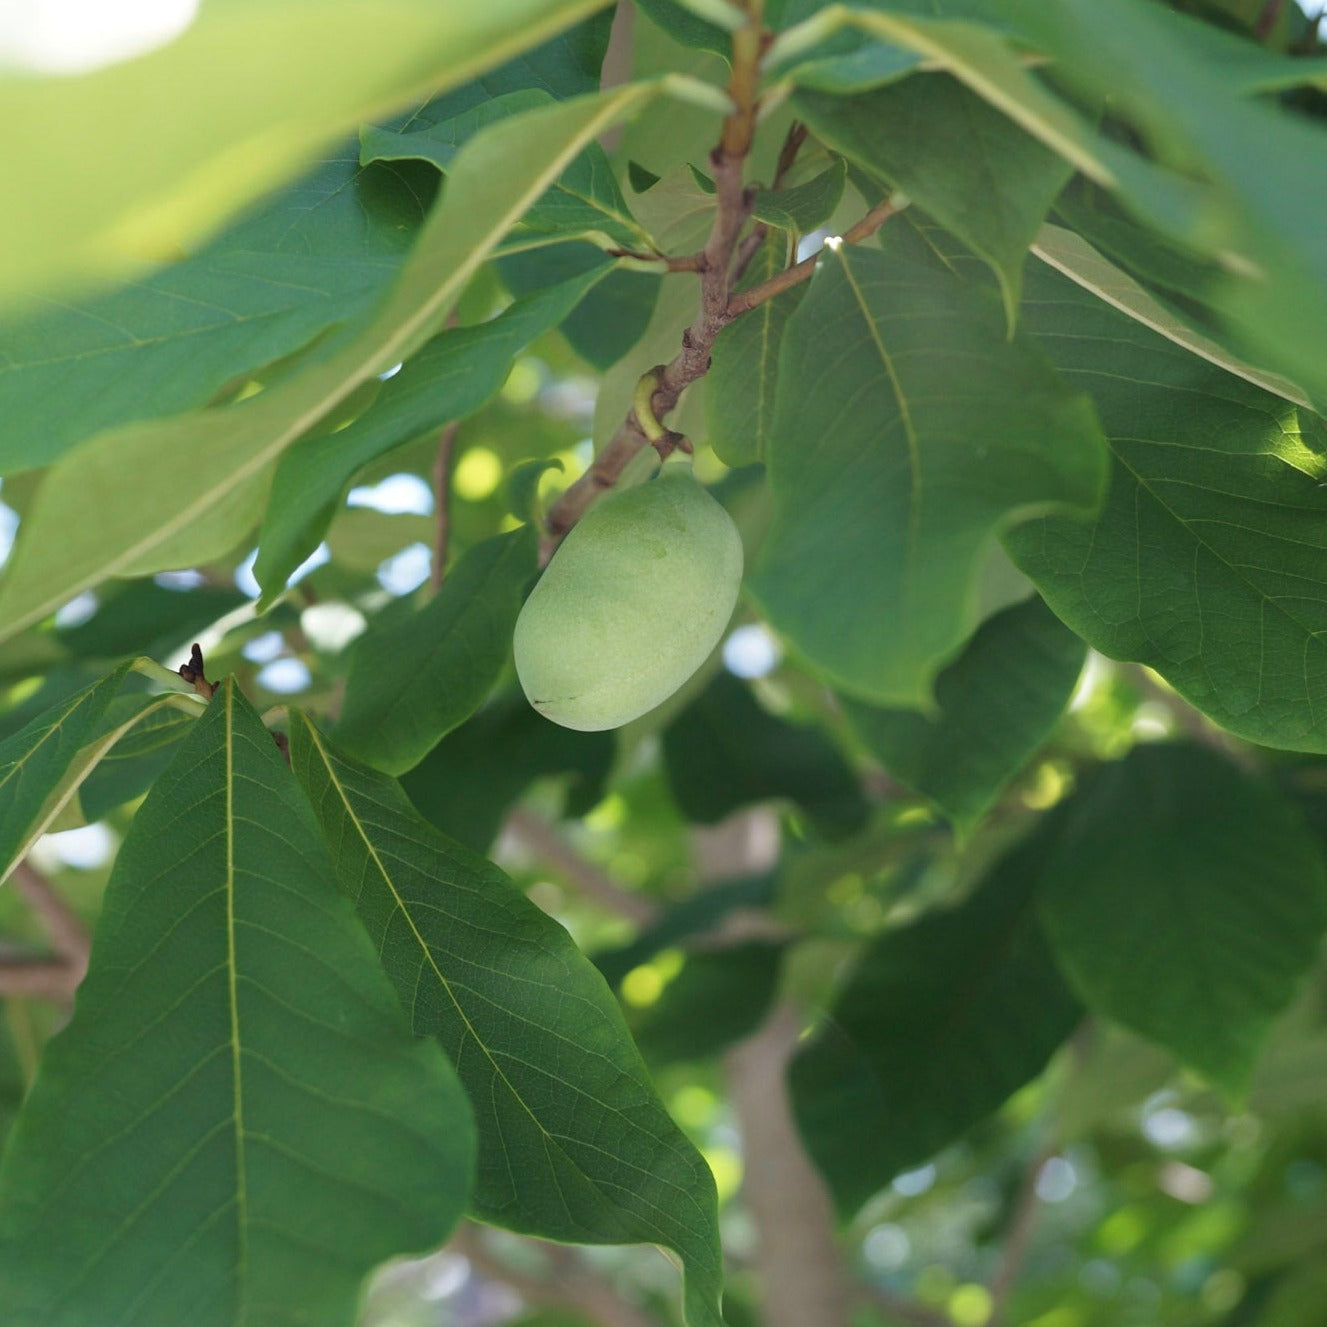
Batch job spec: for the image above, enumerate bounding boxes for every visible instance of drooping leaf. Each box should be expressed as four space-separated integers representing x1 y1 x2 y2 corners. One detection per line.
0 681 475 1327
841 596 1084 835
662 671 868 838
254 264 609 598
747 241 1106 709
749 159 847 234
1031 221 1313 410
402 689 614 851
628 942 785 1068
705 232 804 467
790 827 1083 1214
363 89 651 252
0 149 432 475
0 84 659 645
795 74 1073 323
55 581 249 663
785 40 923 95
1037 742 1327 1093
593 874 778 989
0 662 142 885
995 0 1327 407
499 243 661 371
0 0 610 309
335 527 538 775
1005 262 1327 751
287 717 726 1327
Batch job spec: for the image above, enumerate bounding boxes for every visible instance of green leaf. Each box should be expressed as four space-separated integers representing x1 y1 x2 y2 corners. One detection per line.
0 662 142 885
593 874 777 988
841 596 1085 836
254 264 609 598
78 702 198 823
785 41 923 95
749 159 847 234
0 83 659 645
0 0 610 309
662 671 868 838
0 148 431 475
1037 742 1327 1094
629 942 785 1068
705 233 804 467
1004 263 1327 752
747 242 1106 709
335 527 538 775
0 680 475 1327
56 581 249 663
287 717 726 1327
635 0 733 55
499 243 661 371
1032 221 1313 410
791 825 1083 1213
363 89 651 251
402 689 614 852
795 74 1072 323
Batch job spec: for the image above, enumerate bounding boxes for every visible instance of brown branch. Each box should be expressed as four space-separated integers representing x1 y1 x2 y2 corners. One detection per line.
725 1001 852 1327
544 186 894 554
452 1225 663 1327
430 420 460 593
12 861 89 984
543 5 766 552
0 957 80 1001
986 1144 1057 1327
726 197 897 317
605 247 707 272
504 808 660 927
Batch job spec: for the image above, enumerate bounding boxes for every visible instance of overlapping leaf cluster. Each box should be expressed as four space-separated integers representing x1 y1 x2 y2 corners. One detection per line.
2 1 1327 1324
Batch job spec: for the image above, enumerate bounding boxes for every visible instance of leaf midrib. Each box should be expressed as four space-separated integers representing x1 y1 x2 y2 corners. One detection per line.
223 686 250 1316
297 721 587 1182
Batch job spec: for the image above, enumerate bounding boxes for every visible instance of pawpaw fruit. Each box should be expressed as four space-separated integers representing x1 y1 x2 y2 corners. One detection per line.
515 458 743 731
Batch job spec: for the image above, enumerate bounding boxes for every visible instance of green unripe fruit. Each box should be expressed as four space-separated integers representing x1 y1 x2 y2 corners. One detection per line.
515 458 743 731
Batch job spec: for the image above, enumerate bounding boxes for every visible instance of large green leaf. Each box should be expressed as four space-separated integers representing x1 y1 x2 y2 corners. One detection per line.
287 717 726 1327
335 527 537 775
0 681 475 1327
254 264 608 598
795 73 1073 324
0 662 146 885
0 83 658 645
661 671 868 838
705 232 804 467
0 149 431 476
841 595 1084 836
790 826 1083 1214
1005 264 1327 751
1037 742 1327 1093
1032 220 1313 411
0 0 610 309
747 241 1106 709
402 688 614 851
998 0 1327 407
